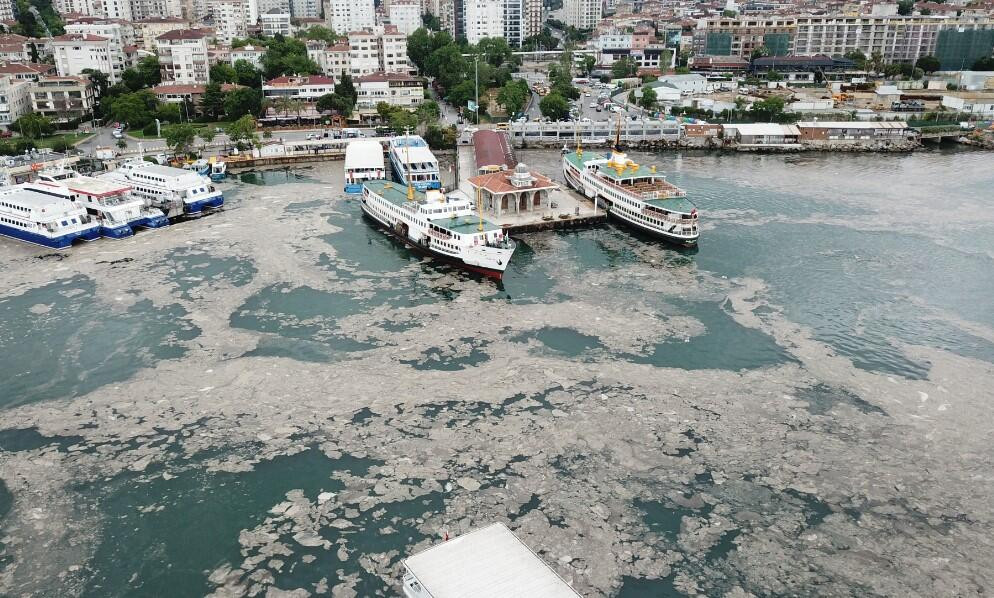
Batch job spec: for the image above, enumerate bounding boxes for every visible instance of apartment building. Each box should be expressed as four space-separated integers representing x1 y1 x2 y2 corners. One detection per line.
388 0 421 36
263 74 336 100
133 17 191 51
345 26 410 78
290 0 320 18
308 41 350 78
258 0 289 12
156 29 211 84
327 0 375 35
131 0 186 19
65 18 133 83
691 17 797 59
0 76 31 129
503 0 523 47
99 0 134 21
355 71 423 117
464 0 503 44
564 0 601 30
0 63 56 82
54 0 97 16
261 9 293 36
522 0 542 40
152 82 241 112
230 44 265 68
794 15 994 65
30 75 95 122
207 0 250 44
52 34 121 84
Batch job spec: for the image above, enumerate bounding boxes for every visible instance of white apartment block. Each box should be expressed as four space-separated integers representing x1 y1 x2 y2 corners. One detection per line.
344 26 409 78
53 0 96 16
503 0 523 47
464 0 503 44
261 10 293 36
128 0 186 19
98 0 133 21
523 0 542 40
64 19 132 82
156 29 211 84
52 34 121 85
327 0 374 35
258 0 289 12
290 0 320 18
564 0 600 30
30 76 96 122
0 76 31 129
308 41 350 78
133 17 191 51
230 44 266 68
355 71 423 116
348 30 380 76
388 0 421 36
263 74 336 100
208 0 249 44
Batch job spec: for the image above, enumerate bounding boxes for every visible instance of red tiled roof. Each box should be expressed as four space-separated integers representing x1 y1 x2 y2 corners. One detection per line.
328 43 349 52
472 130 515 171
0 62 53 74
52 34 108 42
152 83 242 94
265 75 335 86
356 71 419 83
157 28 212 41
468 169 558 194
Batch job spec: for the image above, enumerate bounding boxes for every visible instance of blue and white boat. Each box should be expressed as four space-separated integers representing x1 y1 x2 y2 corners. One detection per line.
100 159 223 217
37 166 168 238
388 135 440 191
0 183 100 248
184 158 226 181
344 139 385 193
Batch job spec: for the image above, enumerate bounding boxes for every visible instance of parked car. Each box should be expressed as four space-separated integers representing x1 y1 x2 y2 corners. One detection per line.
306 133 318 140
111 129 123 139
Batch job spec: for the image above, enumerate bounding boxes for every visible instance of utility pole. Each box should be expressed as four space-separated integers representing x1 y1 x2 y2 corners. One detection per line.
475 56 479 125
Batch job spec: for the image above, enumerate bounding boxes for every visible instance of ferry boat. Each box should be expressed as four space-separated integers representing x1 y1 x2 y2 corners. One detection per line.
185 158 227 182
100 159 223 217
36 166 168 238
344 138 386 193
360 179 515 278
388 135 441 191
562 127 699 246
0 183 100 248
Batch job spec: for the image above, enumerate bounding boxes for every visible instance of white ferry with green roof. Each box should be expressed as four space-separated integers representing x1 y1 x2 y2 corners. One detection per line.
360 179 516 278
562 138 699 246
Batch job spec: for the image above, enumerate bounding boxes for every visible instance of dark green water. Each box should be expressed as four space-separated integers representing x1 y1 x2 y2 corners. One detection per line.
1 149 992 597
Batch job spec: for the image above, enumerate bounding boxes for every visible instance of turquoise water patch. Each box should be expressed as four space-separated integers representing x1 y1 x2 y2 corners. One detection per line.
0 276 200 409
616 575 680 598
160 248 257 300
80 448 379 597
400 337 491 371
237 169 312 186
485 238 563 304
635 499 689 544
0 427 83 452
513 326 604 358
797 384 886 416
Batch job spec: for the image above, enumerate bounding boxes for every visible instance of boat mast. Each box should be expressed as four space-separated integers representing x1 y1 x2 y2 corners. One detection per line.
404 127 414 202
575 119 582 157
476 185 483 232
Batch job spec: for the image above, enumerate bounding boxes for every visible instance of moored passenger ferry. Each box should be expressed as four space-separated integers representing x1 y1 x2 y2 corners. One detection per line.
99 159 223 217
0 183 100 248
388 135 441 191
36 166 168 238
344 138 386 193
360 180 515 278
562 134 699 246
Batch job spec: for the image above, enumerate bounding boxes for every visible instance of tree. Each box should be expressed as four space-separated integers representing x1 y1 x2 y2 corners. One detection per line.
580 54 596 76
972 56 994 71
749 95 786 121
14 113 54 138
110 91 157 128
407 28 433 73
334 74 357 108
261 36 320 78
475 37 513 67
316 93 352 117
539 93 570 121
298 25 339 43
201 82 226 120
445 80 476 110
767 70 783 81
165 123 197 155
428 44 468 90
137 56 161 87
897 0 913 14
376 101 393 122
421 12 441 31
155 102 181 124
915 55 940 73
116 138 127 149
869 51 885 74
210 62 236 83
611 56 637 79
233 59 262 88
81 68 109 97
751 46 771 60
497 79 529 116
639 86 657 110
225 114 259 147
121 68 145 92
224 87 262 119
844 49 867 69
416 99 440 125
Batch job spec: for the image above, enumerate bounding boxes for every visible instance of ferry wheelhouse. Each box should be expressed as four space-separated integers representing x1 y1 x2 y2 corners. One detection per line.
388 135 441 191
0 183 100 248
100 159 223 216
36 167 168 238
562 136 699 246
185 158 227 182
360 180 515 278
344 138 386 193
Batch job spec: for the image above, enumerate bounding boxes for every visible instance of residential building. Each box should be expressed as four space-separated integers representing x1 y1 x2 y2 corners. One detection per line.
355 71 423 117
133 17 191 51
380 25 409 73
522 0 541 40
261 9 293 36
692 16 796 59
230 44 265 69
0 62 57 82
263 74 336 101
389 0 421 36
152 82 242 113
29 75 95 122
207 44 230 66
258 0 289 13
98 0 134 21
564 0 600 30
0 75 31 130
502 0 522 47
310 41 350 78
52 34 121 84
347 26 410 78
207 0 249 44
464 0 503 44
793 15 994 65
290 0 320 18
54 0 97 16
130 0 186 19
327 0 374 35
64 17 132 81
156 29 212 84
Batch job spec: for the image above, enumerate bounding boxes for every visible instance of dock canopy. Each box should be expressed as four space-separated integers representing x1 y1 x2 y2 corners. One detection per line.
402 523 581 598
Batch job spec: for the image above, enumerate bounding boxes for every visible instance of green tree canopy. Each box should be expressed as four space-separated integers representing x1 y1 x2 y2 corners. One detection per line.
137 56 161 87
164 123 197 154
210 62 237 83
110 90 157 128
749 95 786 121
225 114 259 147
261 36 320 78
297 25 339 43
334 74 357 108
972 56 994 70
416 99 440 125
611 57 638 79
539 93 570 121
316 93 353 117
915 55 941 73
474 37 513 67
233 60 262 88
201 82 226 120
497 79 529 116
224 87 262 120
639 86 657 110
14 113 54 138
